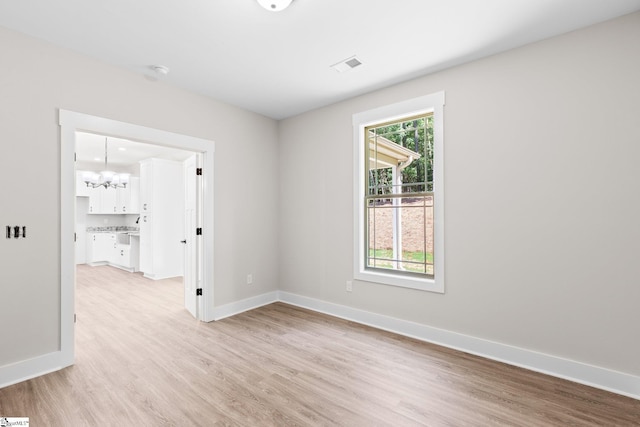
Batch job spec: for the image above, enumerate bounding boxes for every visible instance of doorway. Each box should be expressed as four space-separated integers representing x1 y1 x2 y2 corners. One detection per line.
60 110 215 367
75 132 199 313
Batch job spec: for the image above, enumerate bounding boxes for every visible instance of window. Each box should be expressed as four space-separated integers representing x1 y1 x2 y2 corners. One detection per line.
353 92 444 292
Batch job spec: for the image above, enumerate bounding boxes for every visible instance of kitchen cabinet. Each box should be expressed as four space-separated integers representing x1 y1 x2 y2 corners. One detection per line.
110 242 132 270
76 171 92 197
114 244 130 266
127 235 140 272
112 241 139 272
76 172 107 213
102 187 118 214
87 186 116 214
87 186 101 213
139 213 153 274
86 233 112 264
139 161 152 213
139 158 184 280
106 233 119 264
82 176 139 214
85 232 139 272
116 177 139 214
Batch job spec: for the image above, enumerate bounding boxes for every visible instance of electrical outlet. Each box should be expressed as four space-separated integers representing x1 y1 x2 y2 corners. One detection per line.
247 274 253 285
346 280 353 292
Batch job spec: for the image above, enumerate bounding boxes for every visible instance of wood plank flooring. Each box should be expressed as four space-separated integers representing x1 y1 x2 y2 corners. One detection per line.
1 264 638 426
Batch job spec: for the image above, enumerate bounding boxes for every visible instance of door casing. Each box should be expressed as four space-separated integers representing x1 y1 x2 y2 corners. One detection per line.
59 110 215 367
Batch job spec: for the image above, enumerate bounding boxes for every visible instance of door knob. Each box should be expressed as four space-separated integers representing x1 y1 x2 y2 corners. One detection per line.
180 240 187 244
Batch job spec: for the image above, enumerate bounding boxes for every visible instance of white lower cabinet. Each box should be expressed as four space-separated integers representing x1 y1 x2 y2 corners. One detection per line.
86 233 111 263
112 244 130 268
86 232 139 272
116 245 130 265
106 234 119 265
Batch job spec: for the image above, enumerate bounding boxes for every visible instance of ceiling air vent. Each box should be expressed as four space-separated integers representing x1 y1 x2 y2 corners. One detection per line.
330 55 363 73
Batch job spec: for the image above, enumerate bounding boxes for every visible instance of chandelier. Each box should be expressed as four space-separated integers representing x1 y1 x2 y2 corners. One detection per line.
83 137 129 189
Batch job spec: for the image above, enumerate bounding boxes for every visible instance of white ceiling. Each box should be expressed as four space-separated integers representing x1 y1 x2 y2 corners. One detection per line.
1 0 639 119
76 132 194 167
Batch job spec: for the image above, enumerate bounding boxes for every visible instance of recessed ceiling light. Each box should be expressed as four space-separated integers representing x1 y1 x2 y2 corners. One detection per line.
118 147 126 151
330 55 363 73
93 157 101 161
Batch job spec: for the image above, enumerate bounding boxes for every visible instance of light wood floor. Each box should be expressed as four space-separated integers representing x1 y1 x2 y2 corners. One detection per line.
1 265 638 426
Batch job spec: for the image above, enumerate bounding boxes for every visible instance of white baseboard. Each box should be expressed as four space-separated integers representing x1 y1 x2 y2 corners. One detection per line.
0 351 71 390
211 291 279 321
4 290 638 401
277 291 640 400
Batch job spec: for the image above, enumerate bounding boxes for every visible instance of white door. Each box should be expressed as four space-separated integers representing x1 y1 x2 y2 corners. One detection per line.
183 155 198 318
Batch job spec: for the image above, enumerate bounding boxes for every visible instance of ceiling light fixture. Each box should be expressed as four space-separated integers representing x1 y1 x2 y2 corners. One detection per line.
83 137 129 189
257 0 293 12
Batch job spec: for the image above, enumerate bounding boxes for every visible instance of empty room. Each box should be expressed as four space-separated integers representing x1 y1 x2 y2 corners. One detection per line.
1 0 639 425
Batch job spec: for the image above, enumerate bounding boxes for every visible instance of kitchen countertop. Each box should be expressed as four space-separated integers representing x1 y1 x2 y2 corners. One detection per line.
86 226 139 233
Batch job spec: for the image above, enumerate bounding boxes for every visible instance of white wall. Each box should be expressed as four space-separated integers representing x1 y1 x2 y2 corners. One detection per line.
2 9 638 391
278 12 640 377
0 26 280 367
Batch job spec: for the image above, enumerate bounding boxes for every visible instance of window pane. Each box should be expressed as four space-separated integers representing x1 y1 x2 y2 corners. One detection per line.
365 113 434 278
366 195 433 277
367 198 394 270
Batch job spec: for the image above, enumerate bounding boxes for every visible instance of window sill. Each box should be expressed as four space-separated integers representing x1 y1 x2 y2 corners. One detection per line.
354 269 444 293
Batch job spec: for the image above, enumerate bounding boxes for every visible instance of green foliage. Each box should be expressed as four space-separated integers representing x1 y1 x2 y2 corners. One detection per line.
368 115 434 195
368 248 434 273
369 248 433 263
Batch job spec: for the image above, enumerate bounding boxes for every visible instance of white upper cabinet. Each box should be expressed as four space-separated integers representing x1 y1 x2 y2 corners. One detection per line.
76 171 92 197
139 161 152 213
101 187 117 214
88 186 101 214
117 176 140 214
77 170 140 215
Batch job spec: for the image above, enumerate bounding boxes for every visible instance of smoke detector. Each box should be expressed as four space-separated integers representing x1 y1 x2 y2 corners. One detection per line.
150 65 170 76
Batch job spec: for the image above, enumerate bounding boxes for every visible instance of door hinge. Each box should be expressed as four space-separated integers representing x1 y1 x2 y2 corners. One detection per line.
196 228 202 235
196 288 203 296
74 232 77 242
196 168 202 176
74 314 77 323
74 152 77 162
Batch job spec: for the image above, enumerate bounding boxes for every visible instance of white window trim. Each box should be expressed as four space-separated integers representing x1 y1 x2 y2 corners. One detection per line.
353 92 445 293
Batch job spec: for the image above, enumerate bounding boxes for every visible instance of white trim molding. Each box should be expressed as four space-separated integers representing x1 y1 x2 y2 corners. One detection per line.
4 288 638 400
353 92 445 293
212 292 279 321
0 352 67 389
277 291 640 400
58 110 216 362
